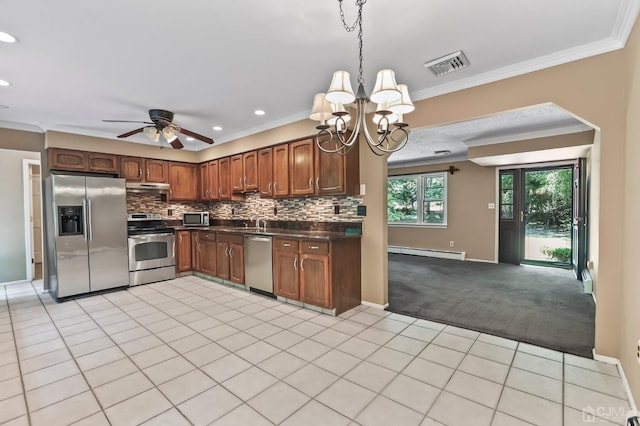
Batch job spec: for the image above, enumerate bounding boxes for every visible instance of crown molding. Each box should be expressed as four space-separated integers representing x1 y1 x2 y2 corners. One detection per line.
411 0 640 103
0 120 45 133
215 110 312 145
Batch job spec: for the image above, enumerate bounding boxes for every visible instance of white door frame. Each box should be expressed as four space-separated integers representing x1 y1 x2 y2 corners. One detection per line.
23 159 41 282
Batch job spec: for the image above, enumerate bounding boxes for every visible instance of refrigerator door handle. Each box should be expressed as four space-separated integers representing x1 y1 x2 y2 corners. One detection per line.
82 198 88 242
86 198 93 242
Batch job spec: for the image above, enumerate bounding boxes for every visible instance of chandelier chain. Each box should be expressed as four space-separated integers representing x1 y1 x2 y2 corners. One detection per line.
338 0 366 87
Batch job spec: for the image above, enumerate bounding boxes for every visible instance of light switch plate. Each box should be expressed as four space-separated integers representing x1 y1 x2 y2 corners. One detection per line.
360 184 366 195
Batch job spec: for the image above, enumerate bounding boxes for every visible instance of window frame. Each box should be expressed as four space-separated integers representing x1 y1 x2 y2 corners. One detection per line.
387 171 448 228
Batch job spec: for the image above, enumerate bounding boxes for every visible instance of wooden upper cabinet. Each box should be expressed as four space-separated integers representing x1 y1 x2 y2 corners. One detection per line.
120 157 168 183
168 162 198 201
315 136 360 196
231 155 244 193
199 163 210 200
120 157 144 181
145 160 168 183
242 151 258 192
218 157 231 200
87 153 118 174
273 144 289 197
258 148 273 197
209 160 220 200
49 149 119 174
289 139 315 196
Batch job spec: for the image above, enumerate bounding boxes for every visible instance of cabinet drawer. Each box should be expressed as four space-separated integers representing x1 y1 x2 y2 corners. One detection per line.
217 233 243 245
301 241 329 255
274 238 299 252
199 231 216 241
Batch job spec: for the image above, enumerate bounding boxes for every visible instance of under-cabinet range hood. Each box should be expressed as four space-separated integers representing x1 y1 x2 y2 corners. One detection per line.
125 182 170 194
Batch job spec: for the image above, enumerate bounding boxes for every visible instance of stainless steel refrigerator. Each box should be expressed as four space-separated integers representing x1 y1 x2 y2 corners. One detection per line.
45 175 129 299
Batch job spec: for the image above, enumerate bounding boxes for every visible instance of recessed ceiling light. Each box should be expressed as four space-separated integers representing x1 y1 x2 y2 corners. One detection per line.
254 109 266 116
0 79 11 87
186 137 195 141
0 32 18 43
212 126 222 131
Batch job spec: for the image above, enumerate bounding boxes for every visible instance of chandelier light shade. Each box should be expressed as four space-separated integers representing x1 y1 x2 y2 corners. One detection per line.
325 71 356 104
309 0 413 156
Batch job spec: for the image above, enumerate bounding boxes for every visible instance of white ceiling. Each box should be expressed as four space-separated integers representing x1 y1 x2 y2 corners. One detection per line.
0 1 637 152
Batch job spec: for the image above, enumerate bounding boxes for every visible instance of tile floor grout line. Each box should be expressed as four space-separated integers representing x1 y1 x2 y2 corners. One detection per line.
489 340 521 425
2 284 32 425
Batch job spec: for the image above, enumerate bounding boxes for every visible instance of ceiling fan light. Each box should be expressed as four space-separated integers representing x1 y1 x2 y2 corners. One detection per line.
388 84 415 115
162 127 178 142
325 71 356 105
309 93 333 122
370 69 401 105
143 126 159 142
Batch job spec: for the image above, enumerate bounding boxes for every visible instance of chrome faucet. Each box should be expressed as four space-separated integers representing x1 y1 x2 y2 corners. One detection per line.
258 219 267 230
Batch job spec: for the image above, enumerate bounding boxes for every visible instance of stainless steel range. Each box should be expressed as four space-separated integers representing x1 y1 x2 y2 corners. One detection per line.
127 213 175 286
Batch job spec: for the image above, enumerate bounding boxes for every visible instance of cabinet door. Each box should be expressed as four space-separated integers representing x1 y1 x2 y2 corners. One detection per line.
229 242 245 284
258 148 273 197
231 154 244 193
176 231 192 273
120 157 144 181
315 140 345 195
168 163 198 201
191 232 200 271
209 160 220 201
218 157 231 200
146 160 168 183
273 250 299 300
50 149 87 171
273 144 289 197
200 238 217 276
88 153 118 174
289 139 315 196
216 241 230 280
199 163 210 200
243 151 258 192
300 253 330 308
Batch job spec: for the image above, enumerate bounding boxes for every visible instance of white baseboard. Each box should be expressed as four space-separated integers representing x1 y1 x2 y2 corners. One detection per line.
361 300 389 310
593 350 638 413
466 258 499 264
0 279 29 287
388 246 466 261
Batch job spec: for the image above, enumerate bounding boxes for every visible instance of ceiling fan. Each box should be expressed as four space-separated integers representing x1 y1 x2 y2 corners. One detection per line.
103 109 214 149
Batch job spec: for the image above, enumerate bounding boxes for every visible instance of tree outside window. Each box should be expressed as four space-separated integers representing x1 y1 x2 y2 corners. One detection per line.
388 172 447 226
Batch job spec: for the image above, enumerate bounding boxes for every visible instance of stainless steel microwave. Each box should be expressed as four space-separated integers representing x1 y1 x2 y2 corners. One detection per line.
182 212 209 227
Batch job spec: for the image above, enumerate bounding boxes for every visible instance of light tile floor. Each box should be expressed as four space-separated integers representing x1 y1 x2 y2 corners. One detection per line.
0 276 635 426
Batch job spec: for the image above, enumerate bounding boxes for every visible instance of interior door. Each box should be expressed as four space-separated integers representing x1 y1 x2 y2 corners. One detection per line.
498 170 521 264
572 158 587 279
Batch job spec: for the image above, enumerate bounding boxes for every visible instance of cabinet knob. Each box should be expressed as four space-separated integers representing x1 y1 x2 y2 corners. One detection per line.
268 182 272 193
293 257 297 270
146 169 150 179
309 178 313 189
138 168 142 178
316 177 320 190
300 258 305 271
283 243 291 247
309 245 319 250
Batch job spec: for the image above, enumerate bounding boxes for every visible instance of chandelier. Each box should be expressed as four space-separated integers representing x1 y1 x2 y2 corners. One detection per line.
309 0 414 156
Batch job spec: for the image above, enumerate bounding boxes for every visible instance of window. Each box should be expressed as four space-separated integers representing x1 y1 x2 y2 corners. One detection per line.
387 172 447 226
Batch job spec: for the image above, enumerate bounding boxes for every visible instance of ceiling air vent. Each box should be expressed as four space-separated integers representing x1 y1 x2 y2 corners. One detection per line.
424 50 470 77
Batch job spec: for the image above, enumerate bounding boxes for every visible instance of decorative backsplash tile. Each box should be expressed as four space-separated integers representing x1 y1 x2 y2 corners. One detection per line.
127 192 364 223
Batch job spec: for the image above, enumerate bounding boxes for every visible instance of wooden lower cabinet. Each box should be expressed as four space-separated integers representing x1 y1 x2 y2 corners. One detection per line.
216 233 244 284
176 230 192 273
198 232 217 276
273 237 360 314
191 232 200 271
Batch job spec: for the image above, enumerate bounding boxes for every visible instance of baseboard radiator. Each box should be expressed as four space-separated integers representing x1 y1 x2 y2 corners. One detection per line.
388 246 466 261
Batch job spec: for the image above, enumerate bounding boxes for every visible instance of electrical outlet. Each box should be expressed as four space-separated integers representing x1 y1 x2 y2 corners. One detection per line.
167 209 173 216
450 241 454 247
488 203 495 209
637 340 640 364
273 206 278 215
231 207 235 215
334 205 340 214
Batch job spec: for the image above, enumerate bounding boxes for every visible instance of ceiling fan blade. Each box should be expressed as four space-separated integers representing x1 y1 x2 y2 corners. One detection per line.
103 120 154 124
177 128 214 144
170 137 184 149
117 127 146 138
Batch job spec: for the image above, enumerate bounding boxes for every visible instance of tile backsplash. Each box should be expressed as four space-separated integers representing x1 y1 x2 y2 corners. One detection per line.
127 192 364 223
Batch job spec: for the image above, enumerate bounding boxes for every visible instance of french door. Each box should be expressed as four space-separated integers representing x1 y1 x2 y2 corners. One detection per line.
498 161 586 277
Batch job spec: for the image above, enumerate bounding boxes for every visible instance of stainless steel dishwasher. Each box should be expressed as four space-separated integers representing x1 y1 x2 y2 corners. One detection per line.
244 235 273 294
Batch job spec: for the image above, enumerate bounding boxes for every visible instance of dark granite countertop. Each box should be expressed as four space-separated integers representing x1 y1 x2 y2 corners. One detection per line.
172 225 361 240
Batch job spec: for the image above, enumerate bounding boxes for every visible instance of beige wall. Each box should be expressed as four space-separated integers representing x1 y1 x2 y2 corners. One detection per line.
0 128 44 152
467 131 594 160
389 161 496 261
621 12 640 407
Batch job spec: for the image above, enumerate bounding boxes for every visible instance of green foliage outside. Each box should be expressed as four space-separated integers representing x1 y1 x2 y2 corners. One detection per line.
387 174 446 224
387 178 417 222
542 247 571 263
524 169 572 230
